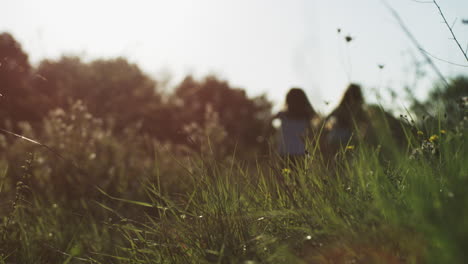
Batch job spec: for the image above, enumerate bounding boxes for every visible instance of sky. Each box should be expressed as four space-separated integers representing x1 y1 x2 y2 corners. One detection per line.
1 0 467 113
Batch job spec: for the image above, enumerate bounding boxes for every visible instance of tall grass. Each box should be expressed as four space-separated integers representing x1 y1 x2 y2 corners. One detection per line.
0 101 466 263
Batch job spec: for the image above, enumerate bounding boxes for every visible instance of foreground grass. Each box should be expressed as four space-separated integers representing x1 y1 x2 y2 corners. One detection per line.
0 107 467 263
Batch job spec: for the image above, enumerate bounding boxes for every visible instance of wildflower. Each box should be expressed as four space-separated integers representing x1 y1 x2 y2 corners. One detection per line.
282 168 291 175
440 130 446 135
429 135 439 142
346 145 355 150
417 131 424 136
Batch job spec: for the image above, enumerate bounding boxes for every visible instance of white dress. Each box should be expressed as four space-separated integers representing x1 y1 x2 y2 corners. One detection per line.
277 112 309 156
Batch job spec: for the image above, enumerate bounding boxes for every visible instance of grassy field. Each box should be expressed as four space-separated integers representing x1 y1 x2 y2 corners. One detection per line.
0 101 467 264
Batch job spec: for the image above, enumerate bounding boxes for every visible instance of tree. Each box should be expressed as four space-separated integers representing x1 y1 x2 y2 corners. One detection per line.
170 75 273 153
0 32 36 124
411 75 467 128
0 33 273 154
33 56 161 130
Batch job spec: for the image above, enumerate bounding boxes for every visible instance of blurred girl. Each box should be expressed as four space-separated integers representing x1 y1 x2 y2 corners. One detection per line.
273 88 318 165
324 83 369 153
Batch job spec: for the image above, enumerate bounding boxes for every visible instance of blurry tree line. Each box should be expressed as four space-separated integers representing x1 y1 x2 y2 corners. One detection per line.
0 31 466 201
409 76 467 129
1 31 467 154
0 32 273 154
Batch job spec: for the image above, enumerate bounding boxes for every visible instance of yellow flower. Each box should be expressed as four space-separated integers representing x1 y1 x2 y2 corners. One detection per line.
417 131 424 136
346 145 355 150
440 130 446 135
282 168 291 175
429 135 439 142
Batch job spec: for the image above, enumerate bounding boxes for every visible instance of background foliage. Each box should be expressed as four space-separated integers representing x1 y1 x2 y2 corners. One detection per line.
0 32 467 263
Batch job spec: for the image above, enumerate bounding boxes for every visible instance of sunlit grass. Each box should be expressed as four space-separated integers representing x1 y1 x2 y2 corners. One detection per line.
0 103 466 263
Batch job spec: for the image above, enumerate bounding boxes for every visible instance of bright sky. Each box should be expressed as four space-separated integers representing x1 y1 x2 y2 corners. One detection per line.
1 0 467 113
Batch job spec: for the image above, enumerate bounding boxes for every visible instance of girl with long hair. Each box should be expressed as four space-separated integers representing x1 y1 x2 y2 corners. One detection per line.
273 88 318 162
324 83 369 152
